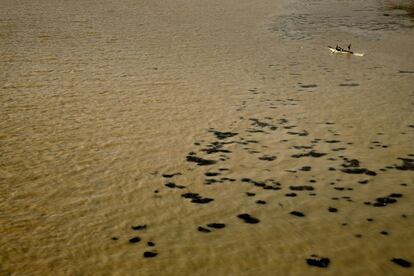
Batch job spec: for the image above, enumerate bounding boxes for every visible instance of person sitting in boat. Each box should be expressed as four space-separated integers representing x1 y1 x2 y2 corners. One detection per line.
335 45 344 51
335 44 352 52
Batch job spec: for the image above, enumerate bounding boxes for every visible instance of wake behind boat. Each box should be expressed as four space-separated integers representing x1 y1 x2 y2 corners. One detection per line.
328 45 364 56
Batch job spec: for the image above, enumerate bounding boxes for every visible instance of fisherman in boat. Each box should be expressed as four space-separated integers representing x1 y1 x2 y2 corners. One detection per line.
335 44 352 53
329 43 363 56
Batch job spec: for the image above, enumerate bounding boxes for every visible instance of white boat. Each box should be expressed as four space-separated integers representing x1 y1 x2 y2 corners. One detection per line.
328 46 364 56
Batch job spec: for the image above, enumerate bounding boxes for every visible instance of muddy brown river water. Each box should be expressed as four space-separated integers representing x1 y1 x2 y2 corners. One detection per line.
1 0 413 275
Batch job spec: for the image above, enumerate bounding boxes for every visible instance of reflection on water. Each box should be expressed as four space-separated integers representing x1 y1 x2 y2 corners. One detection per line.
387 1 414 19
273 0 414 41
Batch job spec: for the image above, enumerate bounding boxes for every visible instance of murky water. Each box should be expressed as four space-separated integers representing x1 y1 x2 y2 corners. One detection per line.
272 0 414 41
1 0 413 275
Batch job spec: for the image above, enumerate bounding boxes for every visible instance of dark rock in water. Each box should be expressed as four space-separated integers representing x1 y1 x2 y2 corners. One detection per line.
365 170 377 176
300 84 318 88
373 196 397 207
201 141 232 154
299 166 312 171
165 182 185 189
132 224 147 231
143 251 158 258
328 207 338 213
278 118 289 124
339 83 359 87
181 192 214 204
181 192 200 199
186 155 216 166
258 155 277 161
306 257 330 268
249 118 278 130
380 231 389 235
332 147 346 152
210 130 238 140
264 185 281 191
204 178 223 185
342 158 360 168
207 223 226 229
198 226 211 233
253 181 265 187
358 180 369 184
237 213 260 224
205 172 220 177
162 173 181 178
290 211 305 217
395 158 414 171
389 193 403 198
246 192 256 197
111 237 118 241
289 185 314 191
191 197 214 204
247 129 266 134
341 168 376 176
392 258 411 268
129 237 141 244
285 193 297 197
251 181 275 190
287 130 309 136
291 151 326 158
147 241 155 246
341 168 366 174
293 145 313 150
256 200 267 205
308 151 326 157
204 178 220 185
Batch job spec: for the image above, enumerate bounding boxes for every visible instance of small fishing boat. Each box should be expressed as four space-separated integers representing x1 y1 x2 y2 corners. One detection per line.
328 45 364 56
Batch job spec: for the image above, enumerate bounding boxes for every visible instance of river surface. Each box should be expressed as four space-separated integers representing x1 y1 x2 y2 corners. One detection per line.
1 0 413 275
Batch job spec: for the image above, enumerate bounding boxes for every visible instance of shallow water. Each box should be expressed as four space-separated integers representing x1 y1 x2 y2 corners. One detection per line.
272 0 414 41
1 0 413 275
